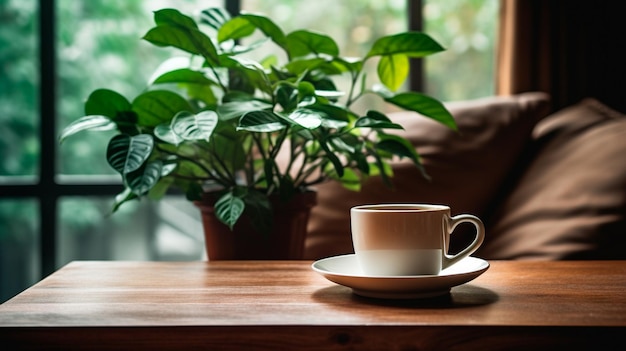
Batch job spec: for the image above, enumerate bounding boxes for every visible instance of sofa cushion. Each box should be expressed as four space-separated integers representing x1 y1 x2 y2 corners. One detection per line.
478 98 626 260
305 92 551 259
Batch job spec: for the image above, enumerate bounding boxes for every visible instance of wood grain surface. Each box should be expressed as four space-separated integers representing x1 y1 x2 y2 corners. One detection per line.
1 260 625 350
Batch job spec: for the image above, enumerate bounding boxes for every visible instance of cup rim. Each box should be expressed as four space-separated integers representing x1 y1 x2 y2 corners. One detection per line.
351 203 450 212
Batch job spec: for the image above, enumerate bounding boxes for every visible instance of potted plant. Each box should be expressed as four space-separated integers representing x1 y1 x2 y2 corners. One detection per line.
60 7 457 259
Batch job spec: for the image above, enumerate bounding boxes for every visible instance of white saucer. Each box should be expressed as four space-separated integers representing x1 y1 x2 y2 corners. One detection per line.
311 254 489 299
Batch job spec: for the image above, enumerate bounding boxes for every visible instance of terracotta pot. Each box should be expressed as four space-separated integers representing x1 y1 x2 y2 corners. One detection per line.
194 191 317 260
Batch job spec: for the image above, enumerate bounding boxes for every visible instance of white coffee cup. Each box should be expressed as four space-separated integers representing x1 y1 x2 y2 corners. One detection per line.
350 204 485 276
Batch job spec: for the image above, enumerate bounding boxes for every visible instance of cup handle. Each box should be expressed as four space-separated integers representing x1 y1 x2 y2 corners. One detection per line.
442 214 485 270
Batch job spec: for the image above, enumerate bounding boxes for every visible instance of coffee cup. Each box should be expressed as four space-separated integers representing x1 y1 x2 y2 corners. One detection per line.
350 204 485 276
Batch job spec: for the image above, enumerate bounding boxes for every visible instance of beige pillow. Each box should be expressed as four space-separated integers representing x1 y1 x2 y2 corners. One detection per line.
305 92 551 259
479 98 626 260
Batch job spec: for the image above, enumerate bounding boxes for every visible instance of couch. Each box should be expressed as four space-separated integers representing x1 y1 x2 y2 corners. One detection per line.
304 93 626 260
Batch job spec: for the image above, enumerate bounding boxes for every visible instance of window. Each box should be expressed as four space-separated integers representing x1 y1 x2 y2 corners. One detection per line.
0 0 498 302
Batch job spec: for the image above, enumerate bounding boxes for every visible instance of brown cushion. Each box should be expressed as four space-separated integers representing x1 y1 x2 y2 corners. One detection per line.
479 98 626 260
305 92 551 259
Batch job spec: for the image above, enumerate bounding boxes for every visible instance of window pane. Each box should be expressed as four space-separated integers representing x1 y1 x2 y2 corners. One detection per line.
424 0 498 101
58 196 205 266
0 199 39 303
56 0 223 176
0 0 39 177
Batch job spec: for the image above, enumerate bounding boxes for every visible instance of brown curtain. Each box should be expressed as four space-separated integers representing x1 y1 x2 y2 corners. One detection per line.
497 0 626 113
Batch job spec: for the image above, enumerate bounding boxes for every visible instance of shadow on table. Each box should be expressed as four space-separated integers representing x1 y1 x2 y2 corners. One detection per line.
312 284 498 309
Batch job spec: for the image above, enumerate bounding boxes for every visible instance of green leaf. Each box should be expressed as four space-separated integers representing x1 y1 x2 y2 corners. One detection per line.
217 99 273 120
221 56 272 95
217 16 256 43
112 187 139 213
143 25 219 64
171 110 219 141
227 37 272 56
238 111 286 132
154 123 183 145
259 54 279 69
59 115 115 142
321 118 349 129
152 68 215 85
309 103 352 123
369 150 393 187
200 8 232 31
275 84 298 112
337 168 361 191
210 125 246 171
215 191 246 230
357 120 383 130
175 158 209 179
161 163 177 177
376 134 425 174
354 151 370 174
286 30 339 58
106 134 154 175
378 54 409 92
126 161 163 195
84 89 131 118
315 90 345 99
153 8 198 29
369 159 394 180
354 111 404 130
328 135 355 153
285 109 323 129
148 176 174 200
297 96 316 108
332 57 363 74
319 139 344 177
366 32 445 59
223 54 266 71
298 80 316 95
297 81 317 106
376 135 430 180
284 57 327 75
186 83 218 107
132 90 193 127
382 92 457 130
239 13 287 49
151 68 219 107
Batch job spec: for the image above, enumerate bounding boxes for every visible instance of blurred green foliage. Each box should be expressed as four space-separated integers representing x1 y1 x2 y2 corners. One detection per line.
0 0 38 177
424 0 497 100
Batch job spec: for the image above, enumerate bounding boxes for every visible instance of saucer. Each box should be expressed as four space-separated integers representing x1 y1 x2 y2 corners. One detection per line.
311 254 489 299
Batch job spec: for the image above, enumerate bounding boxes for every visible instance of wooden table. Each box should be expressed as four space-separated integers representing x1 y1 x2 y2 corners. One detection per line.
1 260 625 350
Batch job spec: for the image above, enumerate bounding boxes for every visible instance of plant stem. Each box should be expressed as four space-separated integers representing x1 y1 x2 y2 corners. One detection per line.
345 70 361 107
157 144 234 186
205 62 228 92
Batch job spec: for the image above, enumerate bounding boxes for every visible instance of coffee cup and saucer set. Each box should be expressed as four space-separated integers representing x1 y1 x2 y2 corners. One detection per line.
312 204 490 299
